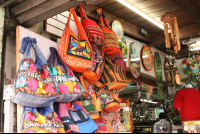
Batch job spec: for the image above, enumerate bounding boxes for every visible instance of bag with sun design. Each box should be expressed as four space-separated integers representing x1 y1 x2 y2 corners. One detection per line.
21 107 65 133
47 47 85 103
12 37 59 107
58 8 93 73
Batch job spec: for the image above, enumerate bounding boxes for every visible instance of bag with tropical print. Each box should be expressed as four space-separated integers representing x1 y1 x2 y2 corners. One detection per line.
12 37 58 107
21 107 65 133
47 47 84 103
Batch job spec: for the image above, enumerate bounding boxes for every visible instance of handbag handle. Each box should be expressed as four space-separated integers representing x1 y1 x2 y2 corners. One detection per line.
79 3 87 20
96 8 112 30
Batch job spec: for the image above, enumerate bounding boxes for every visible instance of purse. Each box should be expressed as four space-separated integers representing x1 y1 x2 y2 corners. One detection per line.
21 107 65 133
94 117 108 133
47 47 84 102
82 44 105 84
96 8 120 55
79 4 104 47
100 56 127 90
12 37 58 107
58 8 93 73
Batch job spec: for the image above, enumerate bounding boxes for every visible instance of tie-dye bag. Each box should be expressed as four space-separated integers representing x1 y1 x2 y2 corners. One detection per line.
12 37 58 107
21 107 65 133
47 47 84 102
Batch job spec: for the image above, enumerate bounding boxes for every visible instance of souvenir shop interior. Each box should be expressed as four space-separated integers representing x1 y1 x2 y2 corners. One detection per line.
1 0 200 133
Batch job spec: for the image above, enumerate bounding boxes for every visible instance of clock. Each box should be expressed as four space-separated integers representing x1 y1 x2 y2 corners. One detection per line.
112 20 124 40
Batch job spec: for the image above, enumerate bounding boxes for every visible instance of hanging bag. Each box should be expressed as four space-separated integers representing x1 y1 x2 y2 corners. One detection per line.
100 56 127 90
96 8 120 55
79 4 104 47
82 44 105 84
58 8 93 73
47 47 84 102
12 37 58 107
21 107 65 133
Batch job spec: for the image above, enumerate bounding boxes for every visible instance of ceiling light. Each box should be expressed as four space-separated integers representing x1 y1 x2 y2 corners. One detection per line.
189 41 200 51
116 0 164 30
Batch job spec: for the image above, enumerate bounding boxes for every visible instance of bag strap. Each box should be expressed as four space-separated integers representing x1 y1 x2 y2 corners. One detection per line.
79 3 87 20
21 37 48 69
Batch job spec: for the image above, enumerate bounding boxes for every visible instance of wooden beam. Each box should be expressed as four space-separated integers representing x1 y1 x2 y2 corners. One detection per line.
0 0 16 7
11 0 105 27
80 4 152 43
172 0 200 23
149 23 200 47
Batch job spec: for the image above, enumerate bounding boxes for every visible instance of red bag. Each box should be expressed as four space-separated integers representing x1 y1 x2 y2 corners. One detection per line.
96 8 120 55
79 4 104 47
58 9 93 72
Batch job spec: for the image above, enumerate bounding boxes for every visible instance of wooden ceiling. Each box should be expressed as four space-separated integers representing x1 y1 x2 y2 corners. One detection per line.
95 0 200 59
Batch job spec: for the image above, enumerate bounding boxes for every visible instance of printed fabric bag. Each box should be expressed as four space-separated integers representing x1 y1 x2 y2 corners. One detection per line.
12 37 58 107
94 117 108 133
100 56 127 90
82 44 105 84
101 111 118 133
21 107 65 133
95 86 122 113
58 8 93 73
106 49 127 74
79 4 104 47
47 47 84 102
96 8 120 55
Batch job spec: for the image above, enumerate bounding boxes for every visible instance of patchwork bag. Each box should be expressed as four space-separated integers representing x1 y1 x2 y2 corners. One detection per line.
94 118 108 133
100 56 127 90
47 47 84 102
58 8 93 73
79 4 104 47
95 86 122 113
12 37 58 107
21 107 65 133
82 44 105 84
96 8 120 55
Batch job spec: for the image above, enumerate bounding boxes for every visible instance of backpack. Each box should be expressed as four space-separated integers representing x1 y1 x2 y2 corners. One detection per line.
100 56 127 90
82 44 105 84
96 8 120 55
79 4 104 47
95 86 122 113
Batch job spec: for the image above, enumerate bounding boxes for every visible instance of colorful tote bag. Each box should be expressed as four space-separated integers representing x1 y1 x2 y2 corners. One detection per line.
21 107 65 133
12 37 58 107
47 47 84 102
101 56 127 90
82 44 105 84
94 118 108 133
95 87 122 113
58 8 93 73
96 8 120 55
79 4 104 47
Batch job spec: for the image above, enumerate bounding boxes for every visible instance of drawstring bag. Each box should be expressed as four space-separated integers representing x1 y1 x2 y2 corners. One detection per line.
96 8 120 55
100 56 127 90
79 4 104 47
82 44 105 84
21 107 65 133
47 47 84 102
58 8 93 73
95 86 122 113
12 37 58 107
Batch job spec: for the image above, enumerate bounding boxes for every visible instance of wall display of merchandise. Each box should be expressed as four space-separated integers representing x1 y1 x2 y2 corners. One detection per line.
112 20 124 40
119 36 128 64
183 120 200 133
129 42 141 79
182 55 200 76
11 6 135 133
141 46 154 71
164 96 181 125
154 52 163 83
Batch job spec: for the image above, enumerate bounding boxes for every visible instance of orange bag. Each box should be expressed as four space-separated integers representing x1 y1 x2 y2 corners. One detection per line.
58 9 93 72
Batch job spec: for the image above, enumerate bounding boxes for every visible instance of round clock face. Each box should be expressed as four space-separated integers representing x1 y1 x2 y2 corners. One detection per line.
141 46 154 71
112 20 124 40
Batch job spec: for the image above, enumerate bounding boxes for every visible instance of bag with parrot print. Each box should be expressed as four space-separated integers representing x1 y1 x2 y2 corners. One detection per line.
47 47 84 103
21 107 65 133
12 37 58 107
58 8 93 73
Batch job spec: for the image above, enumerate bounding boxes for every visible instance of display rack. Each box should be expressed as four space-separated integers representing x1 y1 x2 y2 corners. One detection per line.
16 26 59 133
